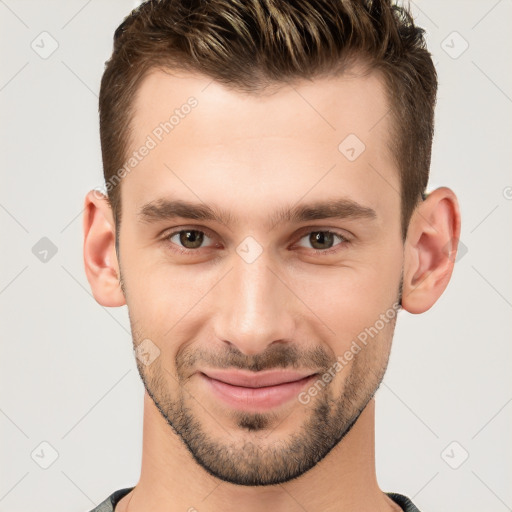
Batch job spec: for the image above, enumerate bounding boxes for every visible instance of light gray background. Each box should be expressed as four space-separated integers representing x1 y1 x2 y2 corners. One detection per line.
1 1 511 511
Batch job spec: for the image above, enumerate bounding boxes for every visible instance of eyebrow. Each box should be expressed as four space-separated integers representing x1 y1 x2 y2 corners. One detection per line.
137 197 377 230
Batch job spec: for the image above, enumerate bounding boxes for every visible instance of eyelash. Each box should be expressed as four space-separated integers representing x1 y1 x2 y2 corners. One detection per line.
161 227 350 256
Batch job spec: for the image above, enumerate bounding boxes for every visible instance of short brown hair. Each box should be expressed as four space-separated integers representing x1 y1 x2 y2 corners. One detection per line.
99 0 437 243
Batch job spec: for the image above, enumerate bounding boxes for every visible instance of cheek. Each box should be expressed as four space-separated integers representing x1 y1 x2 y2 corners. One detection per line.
293 263 401 342
121 228 402 351
121 253 219 349
120 253 174 338
327 309 397 398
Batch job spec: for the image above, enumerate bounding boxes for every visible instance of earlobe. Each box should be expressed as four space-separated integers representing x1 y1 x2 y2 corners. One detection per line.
83 189 126 307
401 187 461 314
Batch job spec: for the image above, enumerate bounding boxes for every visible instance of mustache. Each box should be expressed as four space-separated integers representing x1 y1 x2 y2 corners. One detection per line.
177 342 334 373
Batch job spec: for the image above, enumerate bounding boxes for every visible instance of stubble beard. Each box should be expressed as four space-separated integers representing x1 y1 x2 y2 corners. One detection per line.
133 329 393 486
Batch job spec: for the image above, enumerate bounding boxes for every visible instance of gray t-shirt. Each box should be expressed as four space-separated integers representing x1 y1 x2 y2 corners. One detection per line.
88 487 421 511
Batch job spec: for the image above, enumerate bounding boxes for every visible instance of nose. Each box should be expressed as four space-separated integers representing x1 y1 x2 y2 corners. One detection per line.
212 248 298 356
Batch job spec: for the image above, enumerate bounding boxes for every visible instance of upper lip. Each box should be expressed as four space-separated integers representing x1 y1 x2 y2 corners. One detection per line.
200 369 317 388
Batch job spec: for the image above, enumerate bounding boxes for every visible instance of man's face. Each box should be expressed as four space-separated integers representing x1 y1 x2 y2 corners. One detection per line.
117 65 404 486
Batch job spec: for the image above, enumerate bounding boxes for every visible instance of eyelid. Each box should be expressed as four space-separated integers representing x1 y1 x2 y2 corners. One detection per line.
292 229 350 254
162 225 218 249
162 224 215 238
294 225 353 241
161 225 353 254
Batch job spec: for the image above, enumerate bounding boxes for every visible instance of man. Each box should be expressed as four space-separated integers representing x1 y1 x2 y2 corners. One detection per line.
83 0 461 511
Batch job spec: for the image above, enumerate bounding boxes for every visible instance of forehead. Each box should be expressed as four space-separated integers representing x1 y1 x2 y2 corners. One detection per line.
121 65 399 229
131 64 392 146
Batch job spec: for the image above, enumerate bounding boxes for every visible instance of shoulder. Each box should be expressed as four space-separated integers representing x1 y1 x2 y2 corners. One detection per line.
385 492 422 512
87 487 135 512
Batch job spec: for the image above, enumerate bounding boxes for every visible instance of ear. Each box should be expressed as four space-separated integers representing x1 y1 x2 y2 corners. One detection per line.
402 186 461 314
83 189 126 307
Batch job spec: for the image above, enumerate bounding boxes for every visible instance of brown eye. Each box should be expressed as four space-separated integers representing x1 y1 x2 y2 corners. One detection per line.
309 231 335 250
165 229 215 253
296 230 348 254
177 230 204 249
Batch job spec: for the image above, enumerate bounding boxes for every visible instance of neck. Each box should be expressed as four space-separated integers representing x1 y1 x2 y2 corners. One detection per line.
117 394 399 512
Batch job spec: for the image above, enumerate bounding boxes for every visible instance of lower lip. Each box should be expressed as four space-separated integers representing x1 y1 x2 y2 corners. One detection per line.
199 373 318 411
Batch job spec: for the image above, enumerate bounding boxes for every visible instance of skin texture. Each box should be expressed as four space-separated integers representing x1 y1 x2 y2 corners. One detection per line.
83 63 461 512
